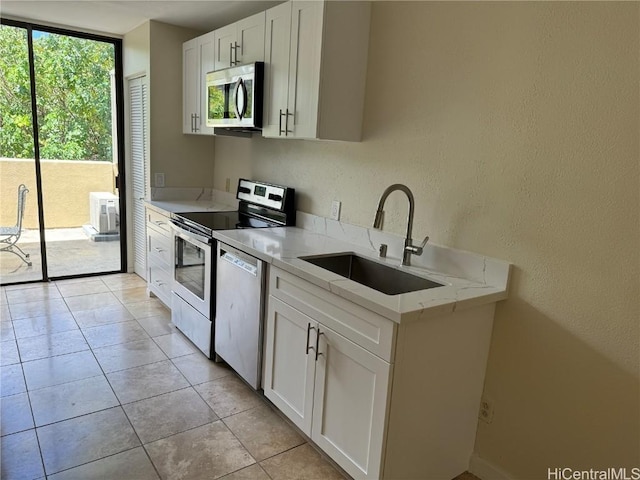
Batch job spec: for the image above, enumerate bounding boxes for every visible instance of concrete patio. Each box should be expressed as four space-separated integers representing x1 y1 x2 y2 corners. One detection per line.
0 228 121 284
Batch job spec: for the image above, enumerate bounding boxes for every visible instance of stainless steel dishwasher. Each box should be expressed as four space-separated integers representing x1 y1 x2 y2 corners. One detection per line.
214 242 265 389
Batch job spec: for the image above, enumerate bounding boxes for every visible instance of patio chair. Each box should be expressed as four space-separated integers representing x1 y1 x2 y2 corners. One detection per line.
0 184 32 266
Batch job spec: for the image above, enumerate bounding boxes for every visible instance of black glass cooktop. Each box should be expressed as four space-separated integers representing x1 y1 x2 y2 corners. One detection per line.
176 210 278 234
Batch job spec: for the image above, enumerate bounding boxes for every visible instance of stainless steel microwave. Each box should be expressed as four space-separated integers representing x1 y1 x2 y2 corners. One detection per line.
206 62 264 130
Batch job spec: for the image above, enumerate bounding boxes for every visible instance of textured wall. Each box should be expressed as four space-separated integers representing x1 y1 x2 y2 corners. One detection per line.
213 2 639 477
148 21 215 189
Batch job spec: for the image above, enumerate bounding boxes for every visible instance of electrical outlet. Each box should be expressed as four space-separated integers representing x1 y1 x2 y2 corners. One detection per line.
154 173 165 188
479 396 494 423
225 178 231 192
330 200 341 221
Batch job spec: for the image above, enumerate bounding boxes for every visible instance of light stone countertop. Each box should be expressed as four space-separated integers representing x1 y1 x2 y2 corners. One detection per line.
144 202 511 323
145 199 237 214
209 215 511 323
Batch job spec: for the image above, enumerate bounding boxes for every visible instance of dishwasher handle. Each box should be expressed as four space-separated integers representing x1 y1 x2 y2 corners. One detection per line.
219 245 259 277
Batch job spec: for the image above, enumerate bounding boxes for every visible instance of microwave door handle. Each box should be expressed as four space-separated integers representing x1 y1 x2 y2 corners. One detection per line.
233 78 247 120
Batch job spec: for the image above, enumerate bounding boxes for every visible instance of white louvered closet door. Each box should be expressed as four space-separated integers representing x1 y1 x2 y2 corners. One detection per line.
129 76 149 279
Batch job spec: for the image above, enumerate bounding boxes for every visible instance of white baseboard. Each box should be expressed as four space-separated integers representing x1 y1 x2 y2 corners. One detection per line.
469 453 513 480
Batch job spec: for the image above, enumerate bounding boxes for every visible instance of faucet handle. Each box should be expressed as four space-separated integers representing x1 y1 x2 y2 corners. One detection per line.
406 235 429 256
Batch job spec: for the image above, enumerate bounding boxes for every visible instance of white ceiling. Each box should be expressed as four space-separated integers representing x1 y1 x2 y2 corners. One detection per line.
0 1 285 37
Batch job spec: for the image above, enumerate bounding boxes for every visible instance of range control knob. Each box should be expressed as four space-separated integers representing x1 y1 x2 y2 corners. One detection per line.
268 193 283 202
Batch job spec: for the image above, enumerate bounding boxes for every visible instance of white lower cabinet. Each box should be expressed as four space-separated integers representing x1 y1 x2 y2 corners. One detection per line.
265 265 498 480
263 297 316 434
264 293 391 479
146 208 173 307
311 322 390 480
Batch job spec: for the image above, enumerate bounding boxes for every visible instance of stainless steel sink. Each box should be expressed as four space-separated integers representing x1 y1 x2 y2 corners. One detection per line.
299 252 444 295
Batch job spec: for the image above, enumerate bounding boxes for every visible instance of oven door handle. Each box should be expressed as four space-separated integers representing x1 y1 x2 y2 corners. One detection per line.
169 221 212 246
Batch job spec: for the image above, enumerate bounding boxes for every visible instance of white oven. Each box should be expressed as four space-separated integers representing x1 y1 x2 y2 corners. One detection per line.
167 179 296 366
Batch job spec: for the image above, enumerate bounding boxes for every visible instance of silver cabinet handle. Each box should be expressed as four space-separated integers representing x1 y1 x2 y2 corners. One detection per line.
285 108 293 136
279 109 285 136
305 323 315 355
315 328 324 361
229 43 235 66
194 113 199 132
153 220 166 226
154 279 165 286
234 41 240 65
154 247 164 252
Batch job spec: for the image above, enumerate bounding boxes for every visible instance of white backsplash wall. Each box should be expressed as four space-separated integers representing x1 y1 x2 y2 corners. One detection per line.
213 2 639 478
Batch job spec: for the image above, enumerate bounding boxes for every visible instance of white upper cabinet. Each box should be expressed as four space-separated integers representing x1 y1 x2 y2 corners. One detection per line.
263 0 371 141
214 12 265 70
214 23 236 71
263 2 293 138
236 13 266 66
183 38 199 134
182 31 214 135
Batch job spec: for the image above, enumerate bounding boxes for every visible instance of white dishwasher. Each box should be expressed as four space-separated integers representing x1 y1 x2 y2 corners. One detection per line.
215 242 265 389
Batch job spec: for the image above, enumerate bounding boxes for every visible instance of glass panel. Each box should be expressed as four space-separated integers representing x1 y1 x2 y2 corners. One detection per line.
244 79 253 119
32 30 121 277
174 237 205 299
0 24 44 284
208 84 226 120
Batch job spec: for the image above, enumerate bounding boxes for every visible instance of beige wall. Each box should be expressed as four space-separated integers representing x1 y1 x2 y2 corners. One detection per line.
1 158 115 229
123 20 149 78
213 2 639 477
123 21 215 190
148 21 215 188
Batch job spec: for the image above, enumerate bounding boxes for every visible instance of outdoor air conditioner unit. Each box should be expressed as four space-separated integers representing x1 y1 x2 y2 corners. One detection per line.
89 192 119 234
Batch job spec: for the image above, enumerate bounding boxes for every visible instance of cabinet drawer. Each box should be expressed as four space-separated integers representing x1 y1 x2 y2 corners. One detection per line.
148 227 172 266
148 264 172 307
269 267 396 362
147 209 171 236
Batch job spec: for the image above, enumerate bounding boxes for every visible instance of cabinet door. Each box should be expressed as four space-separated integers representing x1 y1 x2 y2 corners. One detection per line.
198 32 215 135
263 296 316 435
236 12 265 65
214 23 236 71
263 1 292 138
183 38 199 134
287 1 323 139
312 325 391 480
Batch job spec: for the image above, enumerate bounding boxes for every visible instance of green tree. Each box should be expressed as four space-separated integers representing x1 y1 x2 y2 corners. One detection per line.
0 25 115 161
0 25 33 158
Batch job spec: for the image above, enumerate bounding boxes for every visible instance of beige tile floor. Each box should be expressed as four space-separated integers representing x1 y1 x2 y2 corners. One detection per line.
1 273 482 480
0 273 341 480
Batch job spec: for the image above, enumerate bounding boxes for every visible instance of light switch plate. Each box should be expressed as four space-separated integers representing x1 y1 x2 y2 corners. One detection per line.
154 173 165 188
330 200 341 221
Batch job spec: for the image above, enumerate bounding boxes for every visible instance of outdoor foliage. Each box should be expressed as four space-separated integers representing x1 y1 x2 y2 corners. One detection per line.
0 25 115 161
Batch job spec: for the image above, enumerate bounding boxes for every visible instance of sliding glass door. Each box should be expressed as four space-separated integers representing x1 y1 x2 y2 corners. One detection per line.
0 20 126 285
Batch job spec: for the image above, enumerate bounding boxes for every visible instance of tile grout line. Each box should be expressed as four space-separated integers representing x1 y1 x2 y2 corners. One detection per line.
3 273 347 480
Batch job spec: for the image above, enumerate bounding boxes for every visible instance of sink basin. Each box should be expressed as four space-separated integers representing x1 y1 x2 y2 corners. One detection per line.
299 252 444 295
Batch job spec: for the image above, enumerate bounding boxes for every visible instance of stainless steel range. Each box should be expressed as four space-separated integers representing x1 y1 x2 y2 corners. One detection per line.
169 179 295 374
